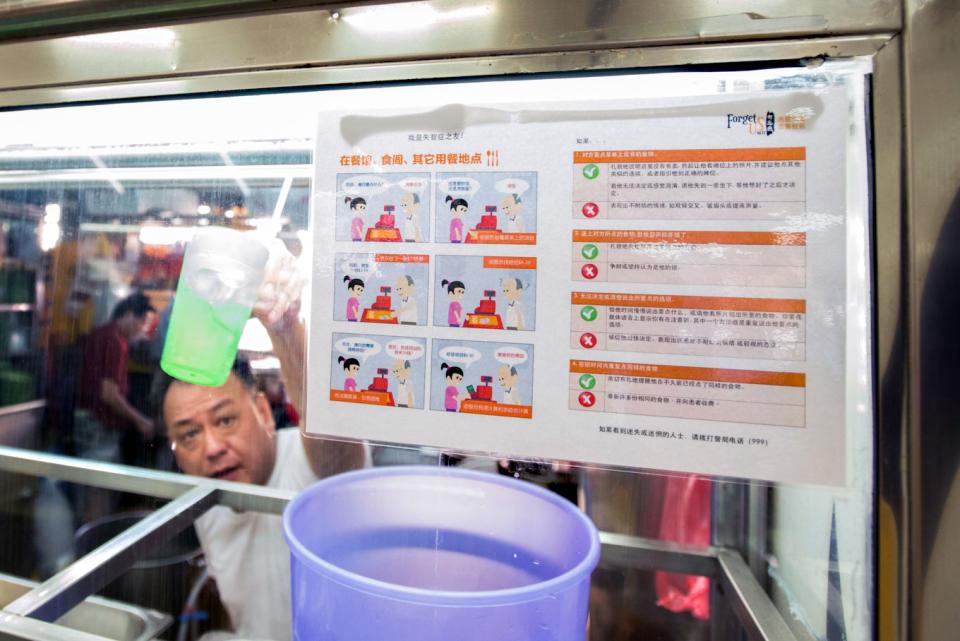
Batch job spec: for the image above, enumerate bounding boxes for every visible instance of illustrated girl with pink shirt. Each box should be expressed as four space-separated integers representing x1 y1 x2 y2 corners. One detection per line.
345 196 366 241
441 362 467 412
442 279 465 327
446 195 468 243
338 356 360 392
343 275 364 321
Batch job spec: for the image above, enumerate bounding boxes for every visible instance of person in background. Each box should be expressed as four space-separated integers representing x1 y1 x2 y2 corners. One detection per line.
76 292 156 520
154 243 367 641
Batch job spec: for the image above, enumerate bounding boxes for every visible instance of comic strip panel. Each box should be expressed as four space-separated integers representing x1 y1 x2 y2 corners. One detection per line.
330 333 427 409
336 172 431 242
434 171 537 245
334 253 429 325
434 255 537 331
430 338 534 419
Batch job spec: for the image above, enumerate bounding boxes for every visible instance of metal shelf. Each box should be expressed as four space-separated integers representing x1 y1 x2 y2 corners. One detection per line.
0 445 799 641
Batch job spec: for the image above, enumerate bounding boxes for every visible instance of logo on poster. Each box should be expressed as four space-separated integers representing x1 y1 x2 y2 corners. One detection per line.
726 111 776 136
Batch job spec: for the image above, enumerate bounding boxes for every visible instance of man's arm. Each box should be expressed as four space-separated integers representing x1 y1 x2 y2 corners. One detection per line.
255 243 366 478
263 310 366 478
99 379 155 438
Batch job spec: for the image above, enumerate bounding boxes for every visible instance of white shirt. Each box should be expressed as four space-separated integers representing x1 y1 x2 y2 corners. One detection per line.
506 216 524 233
503 387 519 405
403 215 419 241
397 296 418 324
396 378 413 407
194 429 316 641
505 300 521 329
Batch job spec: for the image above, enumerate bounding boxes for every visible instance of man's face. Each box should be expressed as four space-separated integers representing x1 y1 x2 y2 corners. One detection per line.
501 195 521 218
119 311 153 341
392 359 410 382
164 374 277 485
401 193 419 215
395 277 412 298
502 279 522 303
497 365 518 389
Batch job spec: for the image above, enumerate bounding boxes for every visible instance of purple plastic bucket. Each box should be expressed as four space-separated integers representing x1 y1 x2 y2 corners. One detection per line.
282 466 600 641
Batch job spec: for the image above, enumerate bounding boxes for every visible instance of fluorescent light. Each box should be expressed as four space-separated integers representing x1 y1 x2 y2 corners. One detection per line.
0 164 310 185
44 203 61 222
39 222 60 251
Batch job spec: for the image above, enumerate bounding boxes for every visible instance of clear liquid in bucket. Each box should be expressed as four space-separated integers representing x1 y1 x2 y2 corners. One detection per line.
320 528 564 592
160 286 251 387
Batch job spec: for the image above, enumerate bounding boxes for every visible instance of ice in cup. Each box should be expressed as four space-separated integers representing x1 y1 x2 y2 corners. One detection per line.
160 227 269 386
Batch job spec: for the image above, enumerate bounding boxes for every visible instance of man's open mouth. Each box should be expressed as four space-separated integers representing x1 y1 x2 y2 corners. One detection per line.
212 465 241 479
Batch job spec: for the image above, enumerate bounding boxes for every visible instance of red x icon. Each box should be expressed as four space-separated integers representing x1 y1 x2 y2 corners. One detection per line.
581 264 598 279
579 333 597 349
578 391 596 407
582 202 599 218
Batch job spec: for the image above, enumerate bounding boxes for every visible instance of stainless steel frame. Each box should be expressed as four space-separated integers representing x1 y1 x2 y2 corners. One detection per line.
0 446 796 641
0 1 943 639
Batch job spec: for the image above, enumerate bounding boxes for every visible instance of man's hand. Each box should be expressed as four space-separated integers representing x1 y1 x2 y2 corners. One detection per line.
251 239 307 416
253 239 305 329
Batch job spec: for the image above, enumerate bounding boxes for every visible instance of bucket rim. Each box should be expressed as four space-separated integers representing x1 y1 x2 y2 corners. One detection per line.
282 465 601 606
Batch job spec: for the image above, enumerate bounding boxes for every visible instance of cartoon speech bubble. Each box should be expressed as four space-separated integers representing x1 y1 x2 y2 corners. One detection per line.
438 176 480 198
334 336 382 363
439 345 482 368
493 177 530 196
397 176 428 194
386 339 425 362
494 346 528 367
338 255 375 278
341 175 390 197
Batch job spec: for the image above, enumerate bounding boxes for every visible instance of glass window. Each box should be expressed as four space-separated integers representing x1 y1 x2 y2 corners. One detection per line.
0 65 874 641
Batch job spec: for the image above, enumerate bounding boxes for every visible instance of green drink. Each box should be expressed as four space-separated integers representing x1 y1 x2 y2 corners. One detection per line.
160 227 268 387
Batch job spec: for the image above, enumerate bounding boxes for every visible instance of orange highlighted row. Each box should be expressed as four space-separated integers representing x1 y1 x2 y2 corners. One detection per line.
572 230 806 246
460 400 533 419
482 256 537 269
466 231 537 245
374 254 430 264
571 292 806 313
570 360 805 387
574 147 806 163
330 390 395 406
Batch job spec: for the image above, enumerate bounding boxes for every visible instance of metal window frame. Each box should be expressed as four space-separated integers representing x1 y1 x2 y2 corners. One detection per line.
0 3 906 639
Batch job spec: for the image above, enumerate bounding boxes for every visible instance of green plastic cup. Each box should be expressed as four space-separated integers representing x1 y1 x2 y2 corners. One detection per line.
160 227 269 387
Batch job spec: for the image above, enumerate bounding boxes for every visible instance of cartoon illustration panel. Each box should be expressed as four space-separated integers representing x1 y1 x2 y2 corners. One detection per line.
430 338 534 419
336 172 431 242
330 333 427 409
434 171 537 245
334 253 429 325
433 255 537 331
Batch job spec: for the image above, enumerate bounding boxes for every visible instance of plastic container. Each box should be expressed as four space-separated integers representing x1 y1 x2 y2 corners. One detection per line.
160 227 268 386
283 466 600 641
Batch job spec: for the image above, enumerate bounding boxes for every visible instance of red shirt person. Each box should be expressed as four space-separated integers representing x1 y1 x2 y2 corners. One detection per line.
79 292 156 439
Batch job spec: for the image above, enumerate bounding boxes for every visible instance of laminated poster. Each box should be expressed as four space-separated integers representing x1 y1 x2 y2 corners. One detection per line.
307 69 871 486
